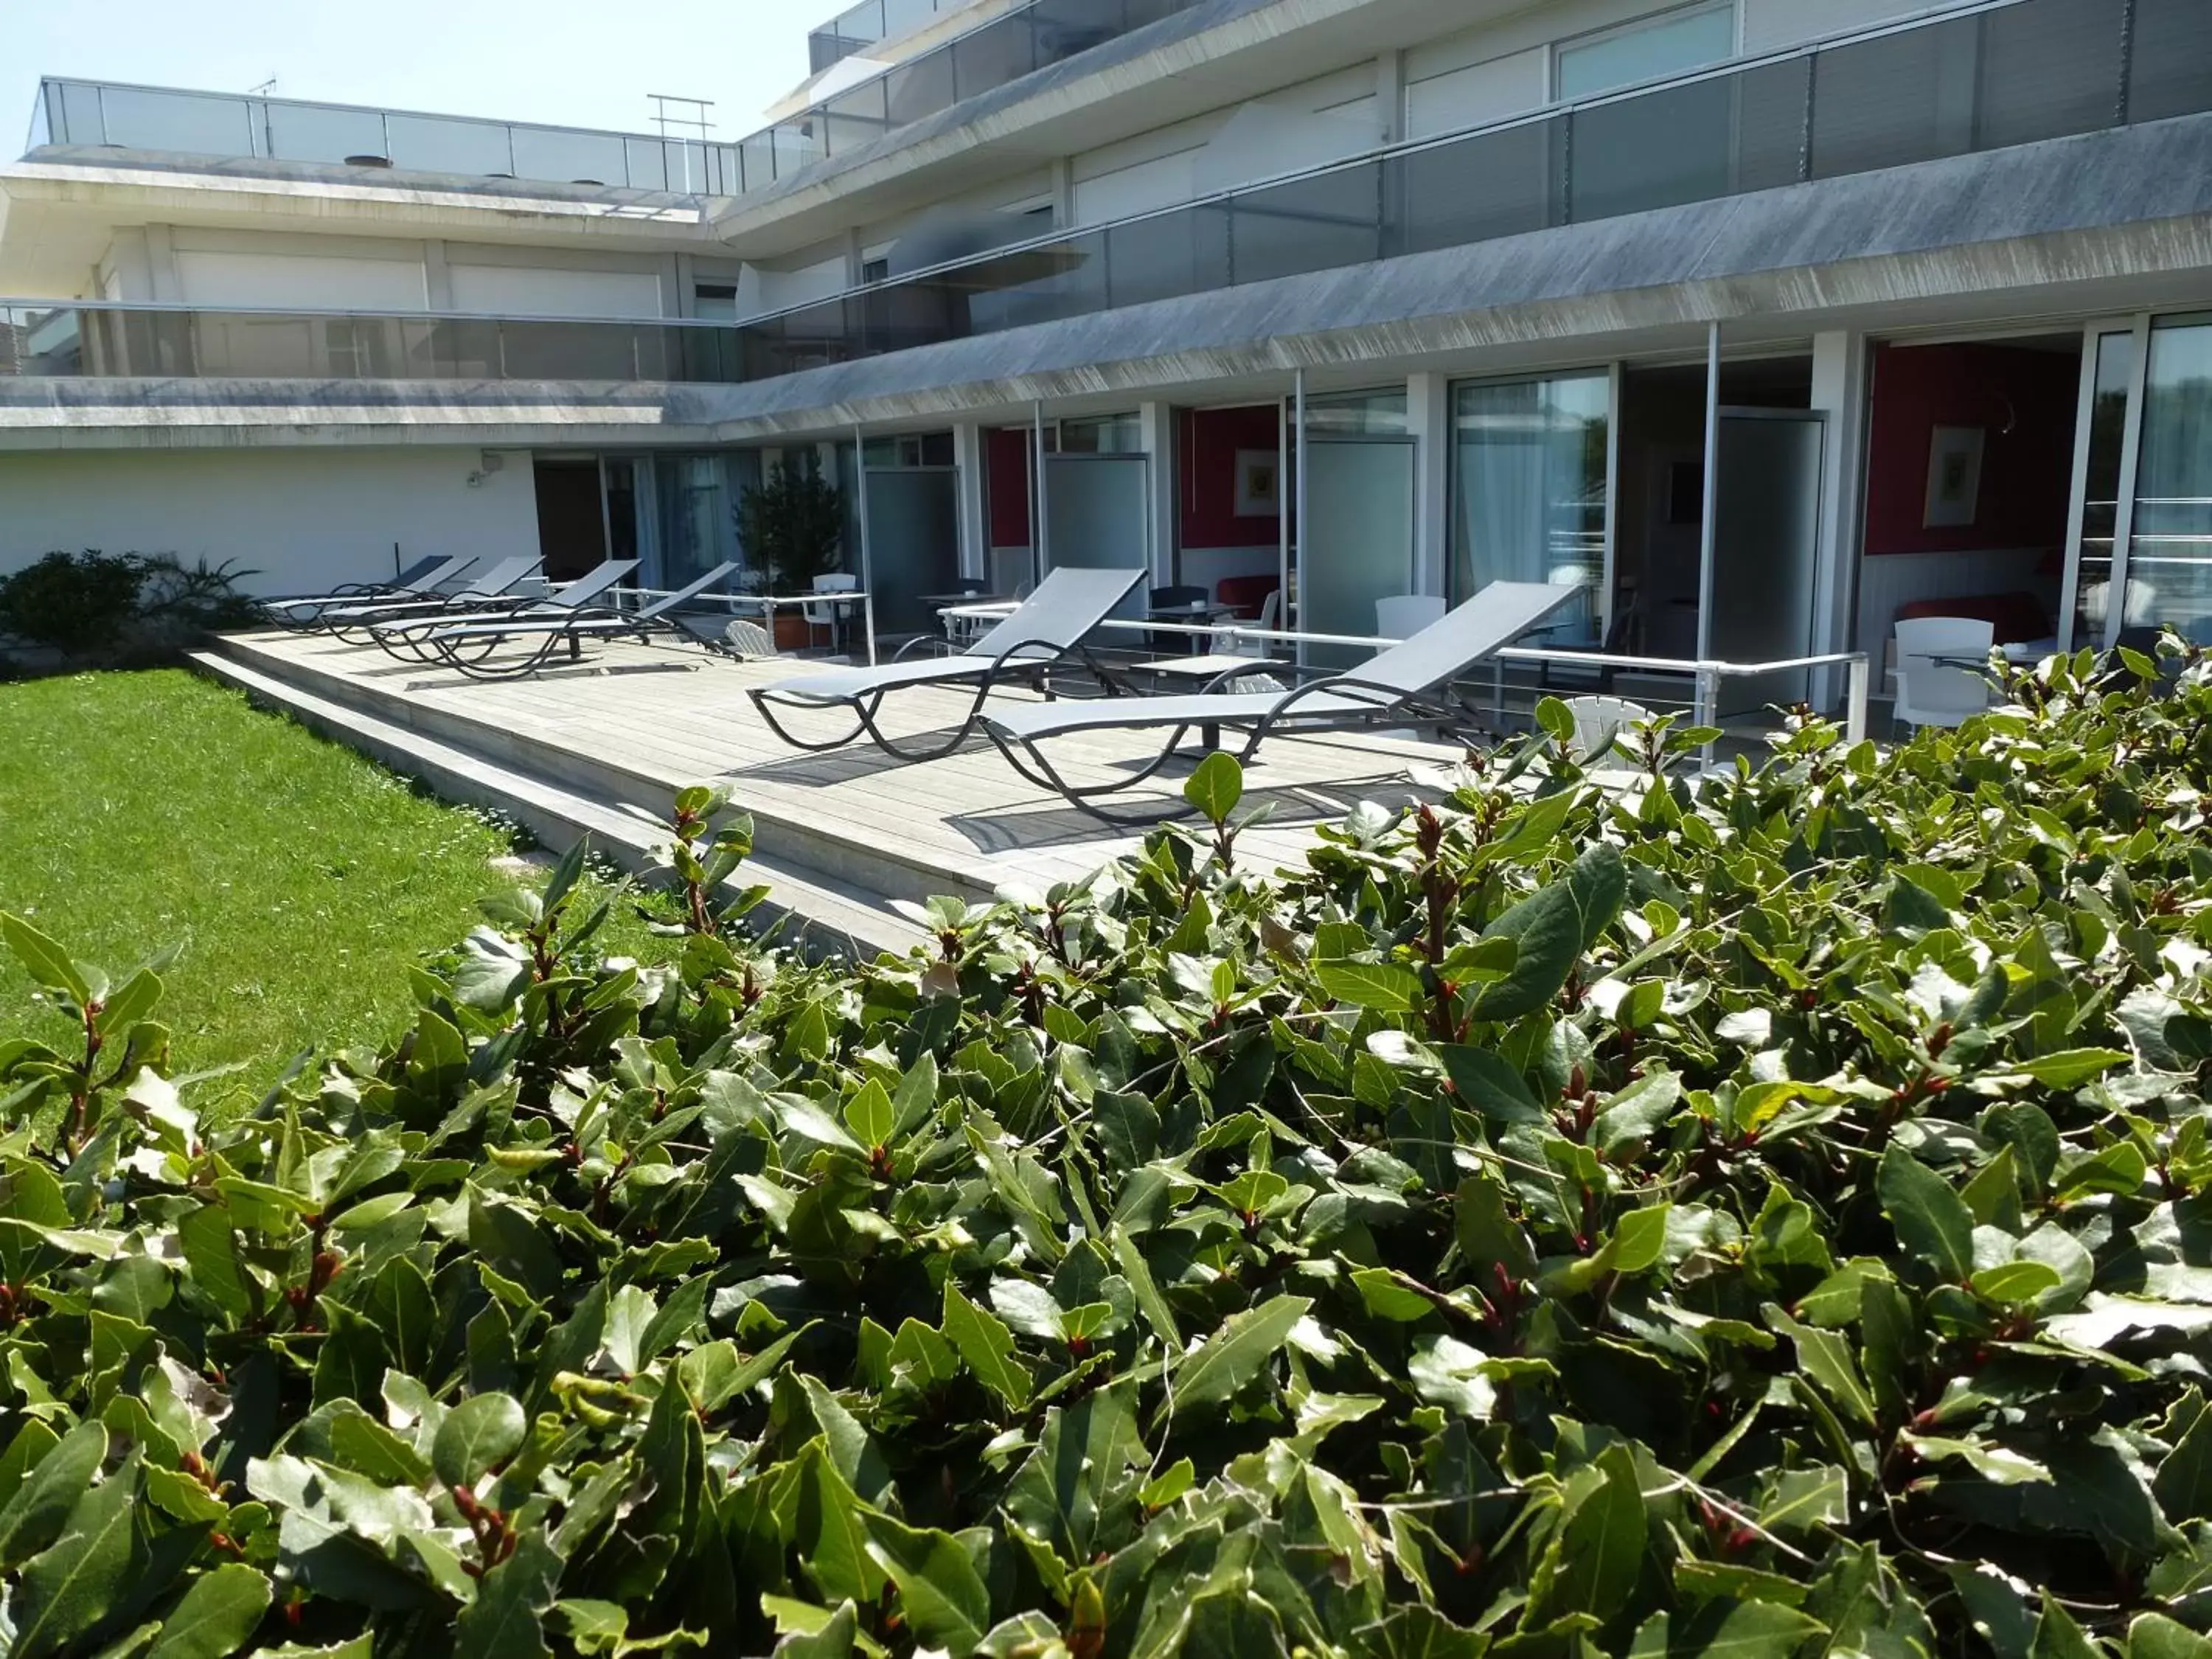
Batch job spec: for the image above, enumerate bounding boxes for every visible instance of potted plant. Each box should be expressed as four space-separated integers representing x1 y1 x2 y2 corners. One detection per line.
737 462 848 652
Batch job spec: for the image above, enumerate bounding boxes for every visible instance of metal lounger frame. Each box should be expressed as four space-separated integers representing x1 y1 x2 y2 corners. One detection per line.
980 580 1579 822
745 566 1148 763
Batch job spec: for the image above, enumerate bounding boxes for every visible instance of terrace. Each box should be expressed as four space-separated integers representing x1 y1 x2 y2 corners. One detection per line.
198 616 1865 956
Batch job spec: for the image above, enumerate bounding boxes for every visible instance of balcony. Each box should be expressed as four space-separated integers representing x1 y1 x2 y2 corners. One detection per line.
8 0 2211 392
24 1 1206 203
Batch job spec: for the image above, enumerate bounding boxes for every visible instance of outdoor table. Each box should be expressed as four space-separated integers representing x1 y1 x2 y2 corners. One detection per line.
1145 599 1239 655
727 591 876 663
922 593 1012 647
1130 650 1291 750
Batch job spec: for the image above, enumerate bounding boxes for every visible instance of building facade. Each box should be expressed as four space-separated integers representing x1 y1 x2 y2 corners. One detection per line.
4 0 2211 703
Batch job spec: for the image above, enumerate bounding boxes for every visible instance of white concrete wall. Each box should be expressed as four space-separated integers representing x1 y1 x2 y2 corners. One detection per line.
1070 65 1385 227
1744 0 1960 52
445 264 664 318
0 447 540 595
175 250 429 311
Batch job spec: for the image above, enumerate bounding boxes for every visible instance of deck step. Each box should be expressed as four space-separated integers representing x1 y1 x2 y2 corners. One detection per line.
211 631 1005 908
192 650 922 962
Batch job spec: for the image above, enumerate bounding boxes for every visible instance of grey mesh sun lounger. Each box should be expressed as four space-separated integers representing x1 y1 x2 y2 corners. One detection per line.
366 560 639 664
413 562 742 679
315 557 544 639
983 580 1579 818
748 565 1147 762
262 554 474 628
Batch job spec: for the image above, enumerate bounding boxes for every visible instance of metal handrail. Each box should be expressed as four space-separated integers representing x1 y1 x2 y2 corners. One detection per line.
0 296 736 330
933 604 1874 742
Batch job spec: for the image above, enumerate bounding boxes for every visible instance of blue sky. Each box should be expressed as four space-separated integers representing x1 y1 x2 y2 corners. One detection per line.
10 0 814 145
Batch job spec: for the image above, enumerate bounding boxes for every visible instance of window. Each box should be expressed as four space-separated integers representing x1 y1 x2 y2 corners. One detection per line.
860 257 891 284
693 283 738 321
1556 3 1734 101
1059 413 1142 453
1306 387 1409 437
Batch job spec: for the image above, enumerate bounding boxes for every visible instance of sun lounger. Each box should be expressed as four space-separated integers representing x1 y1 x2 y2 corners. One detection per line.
747 565 1146 761
261 554 474 629
412 563 742 678
366 560 639 663
314 557 544 639
982 580 1578 817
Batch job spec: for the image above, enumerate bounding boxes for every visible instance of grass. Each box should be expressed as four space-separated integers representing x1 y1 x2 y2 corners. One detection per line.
0 669 676 1109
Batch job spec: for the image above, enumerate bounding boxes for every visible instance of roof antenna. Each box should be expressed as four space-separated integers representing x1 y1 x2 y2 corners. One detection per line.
248 76 277 96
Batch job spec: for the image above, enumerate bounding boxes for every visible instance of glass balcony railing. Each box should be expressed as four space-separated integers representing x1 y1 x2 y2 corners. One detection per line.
810 0 978 74
0 304 752 383
28 0 1206 201
8 0 2210 391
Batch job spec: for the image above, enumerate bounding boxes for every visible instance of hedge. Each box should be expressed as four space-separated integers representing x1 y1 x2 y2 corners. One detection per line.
0 641 2208 1658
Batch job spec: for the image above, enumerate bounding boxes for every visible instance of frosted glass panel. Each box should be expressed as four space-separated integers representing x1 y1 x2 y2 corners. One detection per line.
1046 456 1150 619
1451 374 1609 644
2125 319 2212 645
1304 441 1416 669
1558 4 1734 98
1711 414 1824 714
865 469 961 636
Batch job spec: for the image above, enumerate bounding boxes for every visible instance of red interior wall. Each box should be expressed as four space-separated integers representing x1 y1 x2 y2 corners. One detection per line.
1863 344 2078 556
1179 406 1281 549
987 428 1031 546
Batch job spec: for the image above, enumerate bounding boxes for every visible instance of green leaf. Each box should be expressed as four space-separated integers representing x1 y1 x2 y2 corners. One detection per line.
1904 1433 2053 1486
1531 1442 1645 1623
841 1079 897 1152
1767 1306 1877 1428
1171 1294 1311 1412
433 1393 528 1490
863 1513 991 1652
1877 1145 1975 1283
1439 1047 1545 1124
1352 1268 1436 1323
1182 752 1244 825
1 912 91 1004
1314 961 1424 1014
2005 1048 2131 1088
942 1281 1031 1411
1629 1601 1828 1657
453 1516 563 1659
1471 844 1626 1022
13 1455 144 1659
0 1422 108 1569
145 1564 274 1659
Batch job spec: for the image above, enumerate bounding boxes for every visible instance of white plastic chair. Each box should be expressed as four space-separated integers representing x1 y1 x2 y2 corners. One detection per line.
1893 616 1995 731
1562 695 1652 763
1214 588 1281 658
806 573 859 653
1376 594 1447 644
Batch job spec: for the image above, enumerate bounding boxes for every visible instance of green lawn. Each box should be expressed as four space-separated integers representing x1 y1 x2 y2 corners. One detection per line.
0 669 671 1107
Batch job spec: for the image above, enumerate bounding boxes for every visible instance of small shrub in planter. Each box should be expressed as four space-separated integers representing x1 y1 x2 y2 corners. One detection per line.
737 462 848 650
0 549 259 671
0 641 2209 1655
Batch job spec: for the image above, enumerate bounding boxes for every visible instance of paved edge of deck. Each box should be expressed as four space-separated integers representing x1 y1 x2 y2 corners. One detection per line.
191 648 927 964
212 631 1015 907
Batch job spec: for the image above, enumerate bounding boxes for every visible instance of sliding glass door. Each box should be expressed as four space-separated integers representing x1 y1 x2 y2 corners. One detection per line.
2065 312 2212 650
1450 372 1612 646
2126 317 2212 645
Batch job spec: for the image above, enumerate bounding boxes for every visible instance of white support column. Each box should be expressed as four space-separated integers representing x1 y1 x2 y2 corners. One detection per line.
953 421 988 582
1051 157 1077 229
1376 52 1405 144
144 225 181 303
1139 401 1177 587
423 241 453 310
1809 329 1869 711
844 228 866 288
1695 322 1721 664
1408 372 1450 599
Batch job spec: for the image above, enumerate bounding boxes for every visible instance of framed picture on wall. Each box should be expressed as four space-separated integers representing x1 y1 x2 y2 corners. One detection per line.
1924 425 1986 529
1234 450 1280 517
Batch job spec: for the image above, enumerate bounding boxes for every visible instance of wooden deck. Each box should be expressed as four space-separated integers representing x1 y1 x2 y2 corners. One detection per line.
209 629 1495 942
